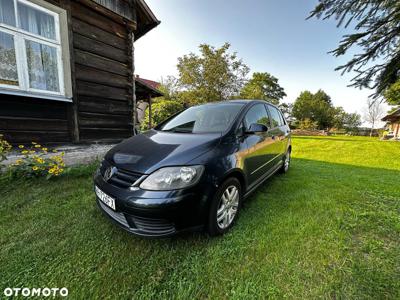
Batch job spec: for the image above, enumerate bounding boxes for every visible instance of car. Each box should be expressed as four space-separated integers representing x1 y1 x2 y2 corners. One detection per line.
94 100 291 237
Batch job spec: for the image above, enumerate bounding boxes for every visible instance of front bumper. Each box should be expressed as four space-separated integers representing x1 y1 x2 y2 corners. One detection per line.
94 171 215 237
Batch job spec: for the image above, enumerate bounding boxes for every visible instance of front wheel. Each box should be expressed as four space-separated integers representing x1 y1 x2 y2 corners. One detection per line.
207 177 242 236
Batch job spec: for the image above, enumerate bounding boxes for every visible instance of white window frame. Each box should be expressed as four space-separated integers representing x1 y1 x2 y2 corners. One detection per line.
0 0 71 102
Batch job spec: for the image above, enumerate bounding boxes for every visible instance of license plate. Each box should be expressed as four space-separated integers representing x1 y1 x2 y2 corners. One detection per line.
95 186 116 210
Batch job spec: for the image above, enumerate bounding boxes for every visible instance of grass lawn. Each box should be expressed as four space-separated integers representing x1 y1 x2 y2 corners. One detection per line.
1 136 399 299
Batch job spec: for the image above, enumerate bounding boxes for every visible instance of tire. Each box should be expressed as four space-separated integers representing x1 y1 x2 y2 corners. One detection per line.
207 177 242 236
280 148 291 174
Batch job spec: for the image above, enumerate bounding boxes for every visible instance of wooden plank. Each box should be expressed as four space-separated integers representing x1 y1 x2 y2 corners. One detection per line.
73 33 127 63
76 80 128 101
0 116 68 131
0 96 68 119
78 96 130 115
71 1 127 38
72 18 126 50
74 49 128 76
1 130 70 144
80 128 131 141
59 0 79 142
75 64 129 88
79 112 131 129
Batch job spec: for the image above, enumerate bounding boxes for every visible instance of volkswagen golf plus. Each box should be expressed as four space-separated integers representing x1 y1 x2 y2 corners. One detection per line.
94 100 291 237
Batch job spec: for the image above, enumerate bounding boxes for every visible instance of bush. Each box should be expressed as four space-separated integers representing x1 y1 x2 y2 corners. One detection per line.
9 142 65 179
140 100 184 131
298 118 318 130
0 134 11 168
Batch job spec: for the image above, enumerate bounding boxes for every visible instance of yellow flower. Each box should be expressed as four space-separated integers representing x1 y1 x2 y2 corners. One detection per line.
52 150 58 153
21 150 28 154
34 144 41 148
32 142 37 145
32 166 39 171
29 150 35 154
48 169 55 174
16 159 23 164
36 158 44 164
18 145 24 149
42 148 48 152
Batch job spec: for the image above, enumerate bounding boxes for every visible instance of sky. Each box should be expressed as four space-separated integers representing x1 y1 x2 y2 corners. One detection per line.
135 0 389 125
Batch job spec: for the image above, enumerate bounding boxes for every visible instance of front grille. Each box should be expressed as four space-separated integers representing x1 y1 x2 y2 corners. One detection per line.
98 201 129 228
129 215 176 235
100 160 142 188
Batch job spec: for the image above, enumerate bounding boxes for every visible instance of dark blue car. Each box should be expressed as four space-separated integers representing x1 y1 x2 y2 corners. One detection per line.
94 100 291 237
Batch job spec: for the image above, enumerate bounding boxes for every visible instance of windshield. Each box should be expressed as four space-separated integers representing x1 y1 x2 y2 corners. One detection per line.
156 103 244 133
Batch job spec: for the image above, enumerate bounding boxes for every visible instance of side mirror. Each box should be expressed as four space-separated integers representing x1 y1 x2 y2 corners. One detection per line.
246 123 269 134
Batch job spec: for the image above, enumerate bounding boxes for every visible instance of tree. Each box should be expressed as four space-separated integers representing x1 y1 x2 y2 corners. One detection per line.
279 102 294 120
177 43 249 105
292 90 335 129
141 100 183 131
363 98 385 136
157 76 180 101
309 0 400 98
343 112 362 131
384 80 400 106
239 72 286 105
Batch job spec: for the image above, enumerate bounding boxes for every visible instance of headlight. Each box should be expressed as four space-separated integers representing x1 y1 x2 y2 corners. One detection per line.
139 165 204 191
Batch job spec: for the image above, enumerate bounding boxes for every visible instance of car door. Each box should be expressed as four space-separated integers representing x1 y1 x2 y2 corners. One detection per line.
240 103 277 186
265 104 286 159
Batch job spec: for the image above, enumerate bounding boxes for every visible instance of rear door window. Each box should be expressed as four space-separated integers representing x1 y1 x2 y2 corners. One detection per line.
266 105 283 128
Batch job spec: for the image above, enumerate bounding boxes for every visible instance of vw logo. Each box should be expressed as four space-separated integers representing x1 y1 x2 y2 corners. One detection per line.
103 166 117 182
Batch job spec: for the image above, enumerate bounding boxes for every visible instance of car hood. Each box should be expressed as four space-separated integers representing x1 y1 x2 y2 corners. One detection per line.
105 129 222 174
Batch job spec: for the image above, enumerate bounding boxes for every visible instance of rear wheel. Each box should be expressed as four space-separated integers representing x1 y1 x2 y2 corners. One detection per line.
207 177 242 236
280 148 291 173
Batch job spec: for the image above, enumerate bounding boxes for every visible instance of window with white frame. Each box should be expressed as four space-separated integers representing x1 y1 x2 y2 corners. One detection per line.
0 0 70 99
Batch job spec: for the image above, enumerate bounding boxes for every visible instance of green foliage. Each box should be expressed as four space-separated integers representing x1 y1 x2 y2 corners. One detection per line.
309 0 400 98
298 118 318 130
9 143 65 179
292 90 335 129
158 76 180 101
177 43 249 105
384 80 400 106
140 100 184 131
239 72 286 104
0 134 11 167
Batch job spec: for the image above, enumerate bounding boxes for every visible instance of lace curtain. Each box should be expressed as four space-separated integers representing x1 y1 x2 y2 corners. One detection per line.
0 31 18 85
18 2 56 40
0 0 16 26
26 40 59 92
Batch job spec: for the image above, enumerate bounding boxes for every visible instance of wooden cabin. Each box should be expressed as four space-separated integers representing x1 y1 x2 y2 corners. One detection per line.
0 0 160 144
382 108 400 139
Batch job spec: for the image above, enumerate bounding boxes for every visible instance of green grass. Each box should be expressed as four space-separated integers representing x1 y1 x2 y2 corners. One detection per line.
1 136 399 299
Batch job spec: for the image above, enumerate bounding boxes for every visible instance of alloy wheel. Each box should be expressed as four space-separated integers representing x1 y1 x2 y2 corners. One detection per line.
216 185 239 229
284 151 291 172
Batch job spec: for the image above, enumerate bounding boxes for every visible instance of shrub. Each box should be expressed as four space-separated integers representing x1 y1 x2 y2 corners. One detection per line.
140 100 184 131
298 118 318 130
9 142 65 179
0 134 12 167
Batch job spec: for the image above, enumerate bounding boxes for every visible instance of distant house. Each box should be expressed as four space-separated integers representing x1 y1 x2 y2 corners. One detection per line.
135 75 163 128
0 0 160 144
382 108 400 139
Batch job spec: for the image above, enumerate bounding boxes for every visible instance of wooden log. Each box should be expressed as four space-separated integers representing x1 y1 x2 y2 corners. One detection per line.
76 80 128 101
71 1 127 38
73 33 127 63
75 64 129 88
74 49 128 76
78 96 130 115
72 18 126 50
